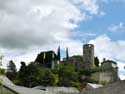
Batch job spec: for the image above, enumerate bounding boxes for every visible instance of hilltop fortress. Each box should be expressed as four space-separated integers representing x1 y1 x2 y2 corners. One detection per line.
35 44 119 84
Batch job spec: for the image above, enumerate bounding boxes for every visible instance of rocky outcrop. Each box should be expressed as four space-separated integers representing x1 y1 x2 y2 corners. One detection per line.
0 75 47 94
82 80 125 94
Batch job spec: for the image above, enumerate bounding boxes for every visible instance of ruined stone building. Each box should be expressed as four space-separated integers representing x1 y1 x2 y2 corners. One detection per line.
62 55 83 69
34 43 119 84
35 51 60 68
91 59 119 84
63 44 119 84
62 44 95 69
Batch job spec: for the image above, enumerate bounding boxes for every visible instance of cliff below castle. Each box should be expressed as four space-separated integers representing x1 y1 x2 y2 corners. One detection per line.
83 80 125 94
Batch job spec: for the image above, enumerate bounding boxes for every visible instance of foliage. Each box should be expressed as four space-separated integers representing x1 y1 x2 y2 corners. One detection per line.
6 60 17 80
66 48 69 60
86 77 98 83
15 58 116 90
35 51 58 68
53 64 81 89
13 58 115 90
0 86 17 94
0 68 5 75
80 66 114 75
57 46 61 61
16 62 58 87
95 57 99 67
36 67 58 86
91 66 114 73
15 62 81 90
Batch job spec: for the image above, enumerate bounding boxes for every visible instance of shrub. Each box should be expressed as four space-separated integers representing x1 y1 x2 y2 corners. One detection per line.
0 68 5 75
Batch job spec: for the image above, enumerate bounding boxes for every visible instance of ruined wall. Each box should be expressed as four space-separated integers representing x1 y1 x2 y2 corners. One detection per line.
91 68 119 84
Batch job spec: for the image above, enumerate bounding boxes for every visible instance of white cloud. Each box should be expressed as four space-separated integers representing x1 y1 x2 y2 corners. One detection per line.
117 62 125 72
89 34 125 79
75 0 99 15
119 74 125 80
0 0 102 69
89 34 125 61
108 22 125 33
0 0 101 49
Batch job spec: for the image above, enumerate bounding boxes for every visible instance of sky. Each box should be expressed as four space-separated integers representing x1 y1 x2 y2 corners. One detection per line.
0 0 125 79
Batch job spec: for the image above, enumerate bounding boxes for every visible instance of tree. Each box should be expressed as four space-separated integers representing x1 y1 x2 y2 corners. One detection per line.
17 61 27 86
66 47 69 60
6 60 17 80
37 68 58 86
95 57 99 67
57 46 61 61
17 62 58 87
53 64 81 89
0 55 3 67
19 61 26 73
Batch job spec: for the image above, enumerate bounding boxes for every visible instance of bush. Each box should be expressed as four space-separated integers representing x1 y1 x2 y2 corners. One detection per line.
0 68 5 75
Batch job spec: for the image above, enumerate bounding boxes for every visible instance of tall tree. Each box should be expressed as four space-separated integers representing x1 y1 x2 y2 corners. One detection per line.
6 60 17 80
19 61 26 73
57 46 61 61
66 47 69 60
18 61 27 86
0 55 3 67
94 57 99 67
55 64 80 89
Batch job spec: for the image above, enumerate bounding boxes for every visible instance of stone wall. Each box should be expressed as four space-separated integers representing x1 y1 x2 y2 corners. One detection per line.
83 44 95 69
90 68 119 84
84 81 125 94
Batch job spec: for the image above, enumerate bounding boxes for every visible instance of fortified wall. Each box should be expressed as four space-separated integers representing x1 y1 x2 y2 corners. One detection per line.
90 60 119 84
82 44 119 84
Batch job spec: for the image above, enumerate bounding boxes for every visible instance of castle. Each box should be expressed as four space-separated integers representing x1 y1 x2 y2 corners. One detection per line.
35 44 119 84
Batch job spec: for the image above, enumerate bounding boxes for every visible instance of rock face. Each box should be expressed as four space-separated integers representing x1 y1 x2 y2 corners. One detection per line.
0 75 47 94
0 86 16 94
83 81 125 94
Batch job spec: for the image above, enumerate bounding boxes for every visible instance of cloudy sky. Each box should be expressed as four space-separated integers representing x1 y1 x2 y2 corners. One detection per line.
0 0 125 79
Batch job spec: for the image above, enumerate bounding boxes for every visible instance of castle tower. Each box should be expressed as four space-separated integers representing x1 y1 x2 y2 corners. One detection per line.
83 44 95 69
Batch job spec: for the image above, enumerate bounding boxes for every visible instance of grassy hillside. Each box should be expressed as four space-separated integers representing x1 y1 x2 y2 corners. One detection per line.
0 86 17 94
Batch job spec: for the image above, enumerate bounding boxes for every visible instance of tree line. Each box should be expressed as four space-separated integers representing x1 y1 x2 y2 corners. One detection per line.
6 56 100 90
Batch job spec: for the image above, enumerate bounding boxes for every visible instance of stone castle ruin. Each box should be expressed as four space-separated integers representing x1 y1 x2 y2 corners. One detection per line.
35 51 60 69
82 44 119 84
35 44 119 84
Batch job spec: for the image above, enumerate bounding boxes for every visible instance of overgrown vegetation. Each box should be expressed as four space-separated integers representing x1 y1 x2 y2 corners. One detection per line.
5 56 117 91
0 68 5 75
0 86 17 94
6 61 81 90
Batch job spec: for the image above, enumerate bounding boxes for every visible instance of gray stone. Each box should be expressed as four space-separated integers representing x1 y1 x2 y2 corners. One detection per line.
83 44 95 69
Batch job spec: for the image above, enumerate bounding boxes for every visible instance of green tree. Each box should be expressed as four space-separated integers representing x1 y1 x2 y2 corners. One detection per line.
95 57 99 67
6 60 17 80
66 47 69 60
17 62 58 87
17 61 27 86
57 46 61 61
53 64 81 89
37 68 58 86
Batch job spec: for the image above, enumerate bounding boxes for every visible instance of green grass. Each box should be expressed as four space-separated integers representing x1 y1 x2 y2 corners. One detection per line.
0 86 17 94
